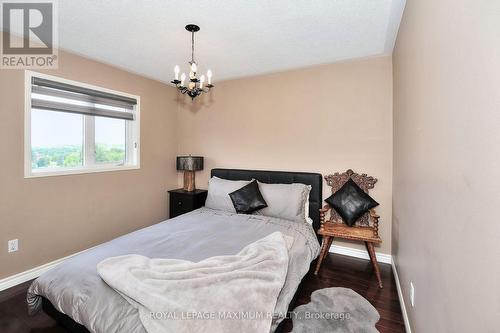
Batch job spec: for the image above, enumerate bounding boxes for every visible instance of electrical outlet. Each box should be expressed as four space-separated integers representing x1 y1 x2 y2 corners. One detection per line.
8 239 18 253
410 281 415 307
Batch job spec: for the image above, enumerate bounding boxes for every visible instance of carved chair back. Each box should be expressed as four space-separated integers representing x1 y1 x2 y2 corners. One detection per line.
324 169 378 227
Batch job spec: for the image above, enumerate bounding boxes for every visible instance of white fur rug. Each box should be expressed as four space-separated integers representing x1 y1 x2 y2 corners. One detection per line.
291 287 380 333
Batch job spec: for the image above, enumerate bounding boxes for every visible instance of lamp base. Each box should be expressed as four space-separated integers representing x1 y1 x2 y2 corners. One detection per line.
183 171 196 192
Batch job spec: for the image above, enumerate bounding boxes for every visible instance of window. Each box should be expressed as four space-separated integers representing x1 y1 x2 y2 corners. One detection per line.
25 71 140 177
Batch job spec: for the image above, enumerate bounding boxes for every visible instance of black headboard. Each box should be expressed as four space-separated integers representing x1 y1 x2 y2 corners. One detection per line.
211 168 323 236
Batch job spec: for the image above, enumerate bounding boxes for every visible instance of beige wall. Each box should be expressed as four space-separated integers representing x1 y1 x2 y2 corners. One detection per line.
0 50 393 279
393 0 500 331
0 50 178 279
177 56 393 254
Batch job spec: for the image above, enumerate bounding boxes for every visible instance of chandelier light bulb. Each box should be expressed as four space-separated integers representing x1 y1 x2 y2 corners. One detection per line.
200 74 205 89
207 69 212 84
191 62 197 73
180 73 186 86
174 65 180 80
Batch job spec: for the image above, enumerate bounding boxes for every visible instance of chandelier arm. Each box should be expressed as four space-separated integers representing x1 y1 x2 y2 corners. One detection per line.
176 85 212 95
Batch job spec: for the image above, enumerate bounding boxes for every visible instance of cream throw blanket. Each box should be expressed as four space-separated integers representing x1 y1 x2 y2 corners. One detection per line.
97 232 290 333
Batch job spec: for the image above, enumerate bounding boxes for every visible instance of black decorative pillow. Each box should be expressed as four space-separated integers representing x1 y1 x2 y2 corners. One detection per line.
325 178 379 226
229 180 268 214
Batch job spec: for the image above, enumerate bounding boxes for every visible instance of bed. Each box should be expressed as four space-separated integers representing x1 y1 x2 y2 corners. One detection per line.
27 168 323 333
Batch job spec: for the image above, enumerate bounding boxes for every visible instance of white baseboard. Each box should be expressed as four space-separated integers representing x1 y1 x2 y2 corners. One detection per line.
328 244 392 264
0 247 91 292
391 256 412 333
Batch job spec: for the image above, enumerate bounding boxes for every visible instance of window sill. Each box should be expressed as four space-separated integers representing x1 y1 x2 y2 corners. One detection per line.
25 164 140 178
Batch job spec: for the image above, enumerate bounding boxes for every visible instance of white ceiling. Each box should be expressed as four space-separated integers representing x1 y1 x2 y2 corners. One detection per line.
57 0 405 83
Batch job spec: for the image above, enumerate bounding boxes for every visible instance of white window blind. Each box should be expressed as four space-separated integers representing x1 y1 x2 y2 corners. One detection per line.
31 77 136 121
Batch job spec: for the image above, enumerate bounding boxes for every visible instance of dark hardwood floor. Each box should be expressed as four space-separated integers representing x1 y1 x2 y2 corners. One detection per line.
0 280 65 333
281 254 405 333
0 253 405 333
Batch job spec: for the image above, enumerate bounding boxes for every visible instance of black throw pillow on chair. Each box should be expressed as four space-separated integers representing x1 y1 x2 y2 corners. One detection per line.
325 178 379 226
229 180 268 214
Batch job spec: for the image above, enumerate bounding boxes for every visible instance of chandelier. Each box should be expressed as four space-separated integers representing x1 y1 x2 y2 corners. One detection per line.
171 24 214 100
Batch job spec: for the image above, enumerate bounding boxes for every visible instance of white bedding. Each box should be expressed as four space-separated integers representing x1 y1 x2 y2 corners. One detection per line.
28 208 320 333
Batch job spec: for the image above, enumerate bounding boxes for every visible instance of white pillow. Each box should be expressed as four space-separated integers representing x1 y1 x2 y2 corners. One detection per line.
255 182 311 223
205 177 252 213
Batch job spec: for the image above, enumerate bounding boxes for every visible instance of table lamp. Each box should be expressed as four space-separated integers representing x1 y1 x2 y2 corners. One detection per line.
176 155 204 192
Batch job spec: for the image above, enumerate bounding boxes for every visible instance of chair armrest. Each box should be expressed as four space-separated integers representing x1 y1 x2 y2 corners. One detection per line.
319 205 331 224
369 209 380 237
369 209 380 219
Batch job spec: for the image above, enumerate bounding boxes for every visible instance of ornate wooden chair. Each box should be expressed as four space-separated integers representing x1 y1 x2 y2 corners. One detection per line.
314 169 383 288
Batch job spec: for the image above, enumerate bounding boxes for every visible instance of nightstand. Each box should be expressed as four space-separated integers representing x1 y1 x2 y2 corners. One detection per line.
168 189 208 218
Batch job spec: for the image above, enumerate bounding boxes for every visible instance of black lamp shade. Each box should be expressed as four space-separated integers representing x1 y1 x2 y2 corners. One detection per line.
176 156 204 171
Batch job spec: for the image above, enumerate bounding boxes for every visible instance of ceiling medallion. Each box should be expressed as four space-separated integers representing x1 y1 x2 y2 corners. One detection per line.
171 24 214 100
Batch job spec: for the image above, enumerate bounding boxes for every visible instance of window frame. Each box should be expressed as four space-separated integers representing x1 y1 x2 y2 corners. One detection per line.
24 70 141 178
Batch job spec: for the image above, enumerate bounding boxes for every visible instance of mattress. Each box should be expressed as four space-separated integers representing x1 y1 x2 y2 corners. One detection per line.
27 207 320 333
